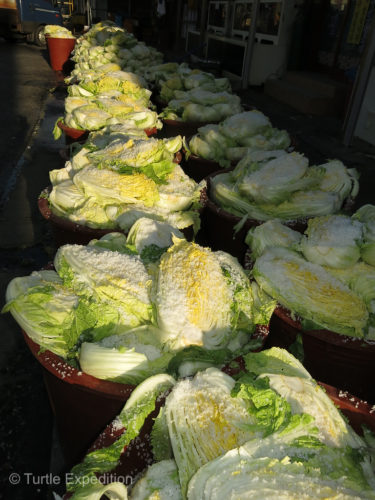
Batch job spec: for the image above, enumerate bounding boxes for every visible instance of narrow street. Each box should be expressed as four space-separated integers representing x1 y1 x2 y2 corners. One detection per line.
0 38 65 500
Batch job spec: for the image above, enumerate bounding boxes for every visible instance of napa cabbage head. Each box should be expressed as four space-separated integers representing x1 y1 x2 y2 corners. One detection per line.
72 166 160 207
2 270 93 358
126 217 184 257
153 239 259 351
319 159 359 202
300 215 363 268
245 220 302 259
253 246 368 337
237 152 311 204
219 110 271 140
188 422 373 500
54 243 153 328
71 104 112 130
164 368 261 497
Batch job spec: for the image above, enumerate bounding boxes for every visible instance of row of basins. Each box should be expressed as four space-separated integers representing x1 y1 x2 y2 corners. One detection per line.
5 21 375 498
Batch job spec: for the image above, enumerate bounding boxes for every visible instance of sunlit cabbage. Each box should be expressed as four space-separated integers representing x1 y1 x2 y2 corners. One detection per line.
44 25 75 38
72 104 112 130
300 215 363 268
73 166 160 207
253 246 368 337
61 344 375 499
245 220 302 259
79 326 173 385
65 96 93 113
188 430 372 500
165 368 260 496
153 239 272 351
130 460 182 500
126 217 184 254
54 243 153 328
87 135 182 173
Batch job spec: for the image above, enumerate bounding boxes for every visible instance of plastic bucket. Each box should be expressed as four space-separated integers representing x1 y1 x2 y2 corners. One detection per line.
266 306 375 404
46 36 76 72
23 332 135 468
57 121 89 145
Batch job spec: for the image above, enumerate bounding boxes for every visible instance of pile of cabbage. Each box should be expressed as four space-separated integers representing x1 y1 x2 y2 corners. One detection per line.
186 110 291 168
44 25 75 39
3 219 276 385
47 129 204 232
147 63 242 123
68 21 163 81
246 205 375 339
54 71 161 135
61 348 375 499
210 152 359 223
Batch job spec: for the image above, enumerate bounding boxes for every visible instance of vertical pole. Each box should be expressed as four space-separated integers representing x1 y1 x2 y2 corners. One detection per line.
174 0 183 51
199 0 208 57
241 0 260 89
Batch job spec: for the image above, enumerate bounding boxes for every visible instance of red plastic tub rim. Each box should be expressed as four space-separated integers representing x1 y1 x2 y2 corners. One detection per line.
23 331 134 398
274 305 375 351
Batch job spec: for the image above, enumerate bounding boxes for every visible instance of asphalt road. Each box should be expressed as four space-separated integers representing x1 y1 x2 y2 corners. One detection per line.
0 38 55 210
0 38 66 500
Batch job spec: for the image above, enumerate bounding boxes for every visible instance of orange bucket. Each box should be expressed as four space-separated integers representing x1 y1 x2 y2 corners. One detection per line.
46 36 76 72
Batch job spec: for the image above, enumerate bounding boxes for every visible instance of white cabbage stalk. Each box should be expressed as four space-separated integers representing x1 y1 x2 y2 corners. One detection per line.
116 204 199 232
126 217 184 254
245 220 302 259
253 247 368 337
79 326 173 385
